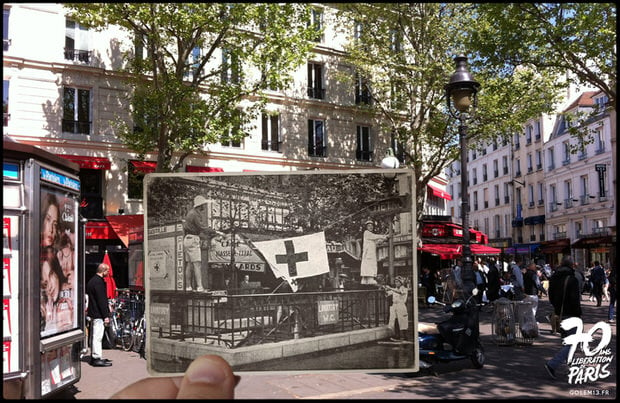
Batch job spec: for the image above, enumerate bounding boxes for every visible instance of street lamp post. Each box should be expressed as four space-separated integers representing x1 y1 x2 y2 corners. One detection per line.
445 55 480 297
381 148 400 283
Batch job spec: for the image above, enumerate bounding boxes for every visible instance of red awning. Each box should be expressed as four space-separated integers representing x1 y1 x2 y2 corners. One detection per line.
57 155 111 170
185 165 224 172
427 184 452 200
470 244 501 255
130 160 157 174
106 214 144 248
419 243 500 259
85 220 118 240
419 243 462 259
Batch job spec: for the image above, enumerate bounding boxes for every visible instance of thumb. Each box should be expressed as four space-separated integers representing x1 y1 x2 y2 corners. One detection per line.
176 355 238 399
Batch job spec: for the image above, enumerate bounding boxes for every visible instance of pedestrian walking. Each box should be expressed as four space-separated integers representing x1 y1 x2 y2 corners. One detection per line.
485 259 501 302
544 255 582 380
589 261 606 307
86 262 112 367
523 262 547 318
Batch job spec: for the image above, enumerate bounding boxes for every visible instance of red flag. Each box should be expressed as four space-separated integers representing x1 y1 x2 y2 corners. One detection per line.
103 251 117 299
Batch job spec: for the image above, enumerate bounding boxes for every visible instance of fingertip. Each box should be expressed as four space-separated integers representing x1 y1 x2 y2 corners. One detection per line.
177 355 236 399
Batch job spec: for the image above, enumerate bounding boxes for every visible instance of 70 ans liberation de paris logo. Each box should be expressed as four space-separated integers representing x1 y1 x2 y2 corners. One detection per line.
560 317 614 385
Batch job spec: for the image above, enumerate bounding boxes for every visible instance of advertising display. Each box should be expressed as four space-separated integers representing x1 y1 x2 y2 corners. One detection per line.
3 139 84 399
39 187 79 338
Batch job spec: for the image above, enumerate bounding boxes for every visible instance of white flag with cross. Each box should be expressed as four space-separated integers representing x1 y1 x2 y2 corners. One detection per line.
252 231 330 292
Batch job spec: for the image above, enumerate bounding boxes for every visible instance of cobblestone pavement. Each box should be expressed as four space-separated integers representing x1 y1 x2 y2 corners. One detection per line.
53 296 616 400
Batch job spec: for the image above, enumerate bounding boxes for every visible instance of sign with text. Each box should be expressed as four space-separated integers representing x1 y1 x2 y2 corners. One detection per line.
317 300 339 325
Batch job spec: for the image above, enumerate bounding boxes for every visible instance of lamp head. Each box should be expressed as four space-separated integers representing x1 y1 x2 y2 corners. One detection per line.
445 55 480 113
380 148 400 169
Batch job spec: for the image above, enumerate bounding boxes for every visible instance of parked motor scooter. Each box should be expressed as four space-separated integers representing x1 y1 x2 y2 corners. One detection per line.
418 289 485 371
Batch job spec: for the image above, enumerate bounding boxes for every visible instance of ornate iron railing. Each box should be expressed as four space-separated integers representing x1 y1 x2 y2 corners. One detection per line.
150 289 391 349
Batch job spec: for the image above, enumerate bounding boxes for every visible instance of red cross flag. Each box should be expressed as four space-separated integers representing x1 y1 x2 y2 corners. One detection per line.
252 232 330 292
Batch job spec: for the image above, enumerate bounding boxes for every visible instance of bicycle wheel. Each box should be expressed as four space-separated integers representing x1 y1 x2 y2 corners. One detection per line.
119 320 134 351
132 319 145 353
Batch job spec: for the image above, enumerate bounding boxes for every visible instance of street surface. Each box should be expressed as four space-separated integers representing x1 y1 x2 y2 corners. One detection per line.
51 297 616 399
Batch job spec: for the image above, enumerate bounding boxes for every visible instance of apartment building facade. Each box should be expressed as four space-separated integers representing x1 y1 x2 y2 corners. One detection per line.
4 3 455 283
446 89 616 268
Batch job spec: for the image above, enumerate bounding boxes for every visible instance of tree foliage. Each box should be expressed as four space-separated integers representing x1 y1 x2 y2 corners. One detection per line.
333 3 562 227
65 3 317 172
464 3 616 108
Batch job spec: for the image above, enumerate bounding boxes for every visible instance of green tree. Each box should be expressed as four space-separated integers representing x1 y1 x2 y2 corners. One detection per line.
333 3 561 228
65 3 317 172
465 3 616 108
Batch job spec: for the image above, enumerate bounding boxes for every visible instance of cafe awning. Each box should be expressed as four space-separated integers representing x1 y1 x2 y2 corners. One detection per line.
419 243 462 259
57 155 111 170
427 184 452 200
185 165 225 172
105 214 144 248
571 235 613 249
419 243 501 259
130 160 157 174
470 244 501 255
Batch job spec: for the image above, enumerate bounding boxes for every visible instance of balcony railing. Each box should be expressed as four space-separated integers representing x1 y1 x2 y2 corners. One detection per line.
64 48 92 63
62 119 91 134
150 289 390 349
307 87 325 100
553 231 567 240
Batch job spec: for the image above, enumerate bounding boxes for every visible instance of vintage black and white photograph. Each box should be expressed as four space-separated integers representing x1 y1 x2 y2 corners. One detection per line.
144 169 418 375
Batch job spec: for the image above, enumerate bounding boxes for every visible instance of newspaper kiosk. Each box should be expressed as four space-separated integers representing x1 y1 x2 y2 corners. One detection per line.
3 138 84 398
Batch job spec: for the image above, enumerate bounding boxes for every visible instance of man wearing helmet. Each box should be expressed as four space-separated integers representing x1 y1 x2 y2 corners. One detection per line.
183 195 217 291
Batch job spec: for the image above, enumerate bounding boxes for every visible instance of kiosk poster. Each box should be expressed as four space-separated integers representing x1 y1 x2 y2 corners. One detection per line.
40 188 78 338
144 169 418 375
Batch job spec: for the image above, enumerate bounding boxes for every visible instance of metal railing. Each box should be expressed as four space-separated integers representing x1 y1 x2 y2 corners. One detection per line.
150 289 390 349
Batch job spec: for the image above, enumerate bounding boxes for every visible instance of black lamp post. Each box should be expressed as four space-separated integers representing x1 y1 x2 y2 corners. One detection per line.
445 55 480 297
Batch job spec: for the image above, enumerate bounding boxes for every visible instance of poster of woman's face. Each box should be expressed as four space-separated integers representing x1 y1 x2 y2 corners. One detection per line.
40 188 78 338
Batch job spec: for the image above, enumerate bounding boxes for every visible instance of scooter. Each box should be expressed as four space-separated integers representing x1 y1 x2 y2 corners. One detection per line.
418 289 485 371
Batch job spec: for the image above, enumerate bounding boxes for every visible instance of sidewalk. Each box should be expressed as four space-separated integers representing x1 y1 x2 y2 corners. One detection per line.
57 296 616 399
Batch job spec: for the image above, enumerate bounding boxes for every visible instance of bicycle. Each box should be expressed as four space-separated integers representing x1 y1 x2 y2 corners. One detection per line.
131 315 146 359
105 300 134 351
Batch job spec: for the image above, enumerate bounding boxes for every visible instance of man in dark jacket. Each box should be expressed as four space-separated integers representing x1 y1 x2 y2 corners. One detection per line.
544 255 581 379
589 261 606 307
86 262 112 367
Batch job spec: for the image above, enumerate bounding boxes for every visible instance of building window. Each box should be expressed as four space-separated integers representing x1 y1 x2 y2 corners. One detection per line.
261 113 281 152
525 124 532 144
308 119 326 157
595 128 605 154
547 147 555 170
562 141 570 165
62 87 91 134
65 19 91 63
184 46 201 81
308 8 323 42
482 164 487 181
356 125 373 161
79 169 104 219
390 130 406 164
472 168 477 185
390 28 402 53
515 159 521 177
128 161 156 200
538 183 544 205
3 79 8 127
355 72 371 105
527 153 533 173
221 48 241 84
493 160 498 178
307 62 324 99
536 150 542 170
528 185 534 207
502 156 509 175
3 8 10 51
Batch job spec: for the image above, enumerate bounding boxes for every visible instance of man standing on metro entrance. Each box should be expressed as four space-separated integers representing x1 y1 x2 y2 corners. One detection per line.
183 195 218 292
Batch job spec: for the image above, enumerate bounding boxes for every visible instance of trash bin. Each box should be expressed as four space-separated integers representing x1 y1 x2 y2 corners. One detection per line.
514 299 537 345
491 298 515 346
